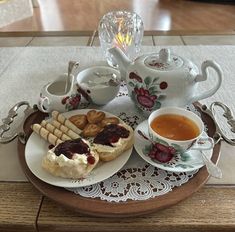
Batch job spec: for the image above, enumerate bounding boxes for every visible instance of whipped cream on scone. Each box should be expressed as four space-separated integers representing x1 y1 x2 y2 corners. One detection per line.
42 138 99 179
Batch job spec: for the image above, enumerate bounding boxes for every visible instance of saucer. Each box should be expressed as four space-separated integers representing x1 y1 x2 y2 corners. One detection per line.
134 120 213 173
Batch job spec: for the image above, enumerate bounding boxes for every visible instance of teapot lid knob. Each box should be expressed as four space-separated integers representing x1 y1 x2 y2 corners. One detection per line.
159 48 171 64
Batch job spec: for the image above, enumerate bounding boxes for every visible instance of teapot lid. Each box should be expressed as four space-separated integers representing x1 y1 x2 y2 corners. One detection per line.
144 48 184 71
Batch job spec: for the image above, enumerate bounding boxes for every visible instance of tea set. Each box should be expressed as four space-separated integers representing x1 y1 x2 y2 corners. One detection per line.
38 62 121 113
37 47 223 115
33 47 227 177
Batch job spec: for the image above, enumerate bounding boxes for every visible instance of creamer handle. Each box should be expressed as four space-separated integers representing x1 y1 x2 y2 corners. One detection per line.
38 96 50 113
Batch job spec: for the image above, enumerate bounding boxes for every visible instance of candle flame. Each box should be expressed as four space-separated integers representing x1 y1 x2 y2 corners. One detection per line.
116 32 132 46
113 19 132 51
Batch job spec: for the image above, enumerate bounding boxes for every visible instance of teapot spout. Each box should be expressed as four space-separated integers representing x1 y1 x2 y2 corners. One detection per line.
108 47 131 80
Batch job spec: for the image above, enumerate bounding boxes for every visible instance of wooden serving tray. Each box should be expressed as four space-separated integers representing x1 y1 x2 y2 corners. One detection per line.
17 105 221 217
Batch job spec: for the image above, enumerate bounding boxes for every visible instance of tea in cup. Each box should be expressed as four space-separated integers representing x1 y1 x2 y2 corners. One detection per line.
148 107 214 156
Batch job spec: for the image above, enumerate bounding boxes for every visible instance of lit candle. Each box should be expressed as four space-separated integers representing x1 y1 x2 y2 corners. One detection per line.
113 32 132 51
113 19 133 52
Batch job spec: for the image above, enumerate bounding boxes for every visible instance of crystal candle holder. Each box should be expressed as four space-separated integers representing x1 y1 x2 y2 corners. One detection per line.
98 11 144 67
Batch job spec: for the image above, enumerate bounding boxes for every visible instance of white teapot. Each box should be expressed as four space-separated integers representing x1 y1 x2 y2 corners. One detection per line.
109 47 223 115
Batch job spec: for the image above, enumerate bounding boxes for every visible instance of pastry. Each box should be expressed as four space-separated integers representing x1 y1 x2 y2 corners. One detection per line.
93 123 134 161
82 123 103 138
40 120 72 141
32 124 63 146
50 120 81 139
52 111 82 134
87 110 105 124
69 114 88 130
100 117 119 127
42 138 99 179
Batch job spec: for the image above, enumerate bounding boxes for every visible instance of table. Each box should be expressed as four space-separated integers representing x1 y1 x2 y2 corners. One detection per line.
0 44 235 232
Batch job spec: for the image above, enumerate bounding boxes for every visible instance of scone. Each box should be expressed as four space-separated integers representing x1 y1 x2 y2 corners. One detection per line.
42 138 99 179
92 123 134 161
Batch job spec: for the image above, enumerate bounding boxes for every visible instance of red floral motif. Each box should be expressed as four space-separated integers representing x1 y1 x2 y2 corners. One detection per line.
149 62 165 68
148 143 176 163
134 87 157 108
159 81 168 90
69 94 81 109
61 96 69 105
61 94 81 110
76 83 90 102
129 72 143 83
129 71 168 111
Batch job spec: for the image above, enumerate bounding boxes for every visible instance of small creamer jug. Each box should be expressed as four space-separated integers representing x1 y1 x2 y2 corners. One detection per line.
38 73 81 113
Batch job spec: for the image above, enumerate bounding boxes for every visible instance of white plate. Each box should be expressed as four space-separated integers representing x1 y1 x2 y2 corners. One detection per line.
134 120 213 173
25 109 133 188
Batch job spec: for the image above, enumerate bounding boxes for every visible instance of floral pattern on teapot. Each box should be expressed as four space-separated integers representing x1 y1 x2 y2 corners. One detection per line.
128 71 168 112
145 55 183 71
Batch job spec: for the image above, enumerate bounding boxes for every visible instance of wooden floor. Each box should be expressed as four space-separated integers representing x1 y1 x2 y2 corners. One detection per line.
1 0 235 35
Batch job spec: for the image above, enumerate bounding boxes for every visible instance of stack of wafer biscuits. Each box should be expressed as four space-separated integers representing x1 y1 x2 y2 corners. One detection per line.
31 111 81 146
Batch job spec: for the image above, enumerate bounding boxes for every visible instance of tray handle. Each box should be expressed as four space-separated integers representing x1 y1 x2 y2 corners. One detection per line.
200 102 235 146
0 101 36 144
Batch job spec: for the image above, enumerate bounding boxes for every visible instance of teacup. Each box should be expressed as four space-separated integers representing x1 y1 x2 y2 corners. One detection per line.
38 73 81 113
148 107 214 155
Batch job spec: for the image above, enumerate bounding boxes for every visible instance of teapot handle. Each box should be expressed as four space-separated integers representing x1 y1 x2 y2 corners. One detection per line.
190 60 222 103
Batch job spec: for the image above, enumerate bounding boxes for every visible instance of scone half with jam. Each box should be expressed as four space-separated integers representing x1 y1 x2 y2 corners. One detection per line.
42 138 99 179
92 123 134 162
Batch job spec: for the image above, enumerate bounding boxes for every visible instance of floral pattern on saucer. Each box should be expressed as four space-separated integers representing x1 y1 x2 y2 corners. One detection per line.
134 120 213 173
142 144 194 169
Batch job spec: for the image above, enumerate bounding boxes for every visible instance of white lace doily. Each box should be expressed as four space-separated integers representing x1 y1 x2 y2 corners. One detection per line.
67 84 205 202
67 153 198 202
